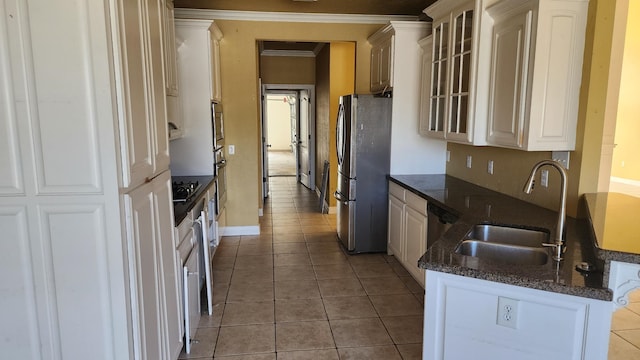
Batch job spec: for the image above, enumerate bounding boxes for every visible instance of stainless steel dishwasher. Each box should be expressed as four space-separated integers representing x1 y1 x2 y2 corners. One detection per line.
427 203 458 248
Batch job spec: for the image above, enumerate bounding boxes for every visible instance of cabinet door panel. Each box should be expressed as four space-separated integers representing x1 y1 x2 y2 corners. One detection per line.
388 194 405 258
124 182 163 360
147 0 170 173
419 36 434 135
152 171 182 359
405 206 427 286
118 0 154 188
487 10 533 148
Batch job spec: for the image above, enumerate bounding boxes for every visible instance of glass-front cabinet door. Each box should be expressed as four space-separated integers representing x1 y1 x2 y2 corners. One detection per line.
424 0 480 144
428 21 449 137
447 9 473 141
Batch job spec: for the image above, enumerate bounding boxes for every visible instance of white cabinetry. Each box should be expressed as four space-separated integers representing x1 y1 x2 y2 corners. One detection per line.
423 0 489 145
124 171 182 360
116 0 171 189
369 32 394 94
387 182 428 287
485 0 588 151
210 25 223 104
368 22 447 174
418 35 433 135
421 0 588 150
0 0 179 358
424 271 612 360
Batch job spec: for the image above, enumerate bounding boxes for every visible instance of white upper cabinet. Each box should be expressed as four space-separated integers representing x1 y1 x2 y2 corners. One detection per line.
424 0 488 145
485 0 588 151
210 23 223 103
422 0 588 151
369 30 395 94
114 0 170 189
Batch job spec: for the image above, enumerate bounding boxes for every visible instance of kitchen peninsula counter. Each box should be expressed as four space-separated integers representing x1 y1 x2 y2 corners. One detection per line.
389 174 611 301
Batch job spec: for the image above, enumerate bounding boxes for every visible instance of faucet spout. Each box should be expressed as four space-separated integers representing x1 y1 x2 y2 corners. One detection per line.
523 160 568 261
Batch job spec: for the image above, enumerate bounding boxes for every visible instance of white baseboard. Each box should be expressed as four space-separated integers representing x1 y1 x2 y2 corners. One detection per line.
611 177 640 186
221 225 260 236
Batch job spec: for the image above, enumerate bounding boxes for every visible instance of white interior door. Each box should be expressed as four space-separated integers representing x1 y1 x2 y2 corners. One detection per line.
298 90 311 189
260 82 269 199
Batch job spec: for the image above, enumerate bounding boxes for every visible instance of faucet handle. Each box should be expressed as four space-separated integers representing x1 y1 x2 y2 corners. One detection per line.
542 242 565 261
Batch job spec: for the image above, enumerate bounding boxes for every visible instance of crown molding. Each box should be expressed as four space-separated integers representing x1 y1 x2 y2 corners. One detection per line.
174 8 418 24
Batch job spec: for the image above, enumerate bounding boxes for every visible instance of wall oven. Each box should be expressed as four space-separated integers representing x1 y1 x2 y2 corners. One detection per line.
214 147 227 217
211 102 224 148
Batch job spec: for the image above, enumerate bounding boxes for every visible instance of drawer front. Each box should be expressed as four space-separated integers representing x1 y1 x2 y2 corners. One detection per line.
177 228 194 264
176 211 193 247
389 181 406 201
405 190 428 215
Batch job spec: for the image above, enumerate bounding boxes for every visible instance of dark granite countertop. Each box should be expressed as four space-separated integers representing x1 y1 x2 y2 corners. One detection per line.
584 192 640 264
173 175 215 225
390 174 612 301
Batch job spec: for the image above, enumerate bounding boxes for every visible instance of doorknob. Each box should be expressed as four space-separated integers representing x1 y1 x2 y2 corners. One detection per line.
267 144 272 148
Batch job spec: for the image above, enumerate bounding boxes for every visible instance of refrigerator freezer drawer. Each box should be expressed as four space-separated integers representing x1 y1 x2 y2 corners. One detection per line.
337 172 356 200
337 198 355 251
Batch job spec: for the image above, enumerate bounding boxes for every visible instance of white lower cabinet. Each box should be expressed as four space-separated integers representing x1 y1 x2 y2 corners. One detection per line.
388 181 428 287
424 271 613 360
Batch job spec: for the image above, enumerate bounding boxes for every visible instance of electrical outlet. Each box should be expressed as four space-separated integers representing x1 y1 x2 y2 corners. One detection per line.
497 297 519 329
228 145 235 155
466 155 472 169
541 169 549 188
446 150 451 162
487 160 494 175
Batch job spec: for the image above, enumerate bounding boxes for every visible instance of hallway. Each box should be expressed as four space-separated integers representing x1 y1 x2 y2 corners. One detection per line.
180 177 424 359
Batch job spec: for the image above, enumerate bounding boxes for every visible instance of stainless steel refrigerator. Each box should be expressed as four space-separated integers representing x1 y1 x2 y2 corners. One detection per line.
334 94 392 253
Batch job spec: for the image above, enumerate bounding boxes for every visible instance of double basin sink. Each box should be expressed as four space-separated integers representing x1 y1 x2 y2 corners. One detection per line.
455 224 551 266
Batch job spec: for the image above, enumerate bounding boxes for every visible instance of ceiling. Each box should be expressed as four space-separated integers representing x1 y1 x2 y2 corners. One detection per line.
174 0 437 16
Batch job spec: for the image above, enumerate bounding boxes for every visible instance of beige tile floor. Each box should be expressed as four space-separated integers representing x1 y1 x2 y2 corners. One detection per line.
180 176 640 359
268 150 296 177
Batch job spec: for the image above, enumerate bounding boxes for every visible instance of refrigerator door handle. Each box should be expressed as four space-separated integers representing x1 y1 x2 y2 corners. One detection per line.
334 191 349 205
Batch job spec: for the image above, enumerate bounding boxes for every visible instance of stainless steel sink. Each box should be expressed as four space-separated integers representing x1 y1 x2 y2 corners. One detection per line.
455 224 550 265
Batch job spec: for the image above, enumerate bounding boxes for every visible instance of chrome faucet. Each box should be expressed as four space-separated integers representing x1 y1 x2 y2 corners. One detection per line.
523 160 568 261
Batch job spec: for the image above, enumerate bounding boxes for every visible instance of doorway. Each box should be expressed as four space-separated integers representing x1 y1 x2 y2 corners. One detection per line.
598 0 640 197
261 84 316 199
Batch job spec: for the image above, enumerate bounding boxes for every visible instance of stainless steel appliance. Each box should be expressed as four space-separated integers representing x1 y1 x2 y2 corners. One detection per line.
335 94 392 253
172 180 201 203
426 202 458 249
214 147 227 217
211 102 224 148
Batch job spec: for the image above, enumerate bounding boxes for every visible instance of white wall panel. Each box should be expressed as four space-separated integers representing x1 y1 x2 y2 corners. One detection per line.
40 204 115 359
0 207 40 359
0 2 24 195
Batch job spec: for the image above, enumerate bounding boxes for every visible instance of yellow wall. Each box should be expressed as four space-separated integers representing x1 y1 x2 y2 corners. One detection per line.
216 20 381 226
611 0 640 180
260 55 316 84
328 42 356 206
315 45 330 196
446 0 619 217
